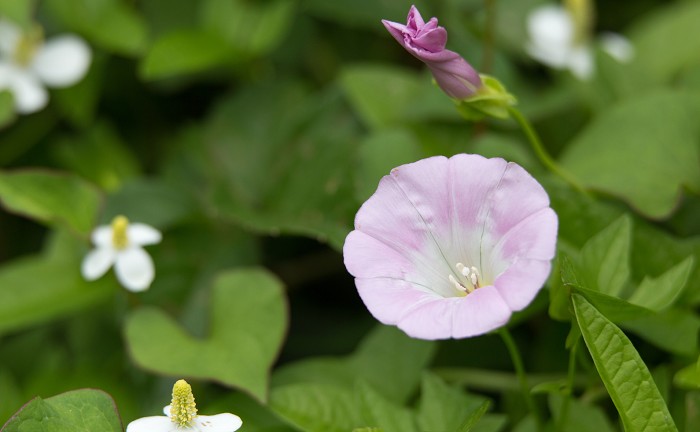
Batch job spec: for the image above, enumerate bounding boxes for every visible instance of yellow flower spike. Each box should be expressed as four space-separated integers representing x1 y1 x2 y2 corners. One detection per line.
111 215 130 250
170 379 198 427
565 0 594 45
13 25 43 66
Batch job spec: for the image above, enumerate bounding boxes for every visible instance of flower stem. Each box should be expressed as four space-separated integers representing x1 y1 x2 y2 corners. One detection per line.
498 327 543 431
557 338 579 430
507 106 587 194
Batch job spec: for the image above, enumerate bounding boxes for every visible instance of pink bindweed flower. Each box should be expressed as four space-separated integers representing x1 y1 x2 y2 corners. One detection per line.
343 155 558 340
382 5 482 99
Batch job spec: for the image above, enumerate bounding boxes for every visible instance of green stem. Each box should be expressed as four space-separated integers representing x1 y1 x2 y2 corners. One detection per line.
481 0 496 74
507 106 588 194
498 328 543 431
557 338 579 430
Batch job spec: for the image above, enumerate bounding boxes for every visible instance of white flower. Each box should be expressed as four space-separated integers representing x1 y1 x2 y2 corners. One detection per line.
525 4 634 80
81 216 161 292
0 19 91 114
127 380 243 432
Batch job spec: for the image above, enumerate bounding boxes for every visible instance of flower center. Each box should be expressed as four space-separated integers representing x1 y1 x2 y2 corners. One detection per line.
448 262 481 296
13 25 43 67
170 379 198 427
111 215 129 250
565 0 593 45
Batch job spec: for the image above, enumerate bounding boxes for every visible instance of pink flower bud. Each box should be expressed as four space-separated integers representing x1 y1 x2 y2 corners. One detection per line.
382 5 482 99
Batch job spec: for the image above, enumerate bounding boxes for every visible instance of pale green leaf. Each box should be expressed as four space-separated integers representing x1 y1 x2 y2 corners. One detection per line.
548 394 615 432
200 0 294 56
272 326 435 404
579 215 631 297
561 91 700 219
1 389 122 432
673 357 700 390
621 309 700 357
572 294 678 431
270 383 365 432
125 268 288 402
417 373 491 432
628 256 694 311
355 128 425 202
0 170 102 236
357 382 417 432
140 30 233 80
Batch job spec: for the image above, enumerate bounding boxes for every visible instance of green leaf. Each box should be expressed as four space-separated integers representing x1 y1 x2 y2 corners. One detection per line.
357 382 417 432
629 1 700 84
140 30 233 80
572 294 678 431
52 54 104 128
0 91 15 129
621 308 700 357
200 0 294 57
573 286 654 323
0 0 34 28
52 122 140 192
125 268 288 402
1 389 122 432
272 326 435 404
166 83 360 250
44 0 147 55
0 256 117 337
355 127 425 202
579 215 631 297
627 256 694 311
270 383 365 432
417 373 491 432
0 170 102 236
560 91 700 219
340 64 456 129
548 394 615 432
673 357 700 390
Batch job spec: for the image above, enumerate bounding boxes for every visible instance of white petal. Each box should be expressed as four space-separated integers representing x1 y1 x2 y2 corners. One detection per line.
128 223 162 246
114 247 155 292
81 247 116 281
91 225 113 247
567 46 594 80
163 405 171 416
32 35 91 88
527 5 574 48
0 61 14 90
8 70 48 114
600 32 634 63
193 413 243 431
126 416 178 432
0 19 20 56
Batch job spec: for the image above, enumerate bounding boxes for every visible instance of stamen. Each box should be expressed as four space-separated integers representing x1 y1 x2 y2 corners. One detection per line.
13 25 43 67
448 262 481 295
111 215 129 250
170 379 197 427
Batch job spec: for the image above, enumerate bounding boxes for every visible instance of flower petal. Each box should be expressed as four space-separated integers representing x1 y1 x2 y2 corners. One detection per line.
126 416 177 432
9 70 48 114
397 286 511 339
114 247 155 292
494 258 552 311
567 46 594 80
526 5 574 68
0 19 20 57
81 247 116 281
356 277 438 326
128 223 162 246
491 207 558 263
91 225 113 247
194 413 243 431
599 32 634 63
343 230 412 279
32 35 91 88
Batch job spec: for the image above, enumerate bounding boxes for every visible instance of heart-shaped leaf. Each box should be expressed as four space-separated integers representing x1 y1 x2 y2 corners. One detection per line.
1 389 123 432
125 268 288 402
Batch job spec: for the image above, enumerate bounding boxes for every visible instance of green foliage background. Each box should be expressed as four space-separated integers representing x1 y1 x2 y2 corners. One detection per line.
1 0 699 430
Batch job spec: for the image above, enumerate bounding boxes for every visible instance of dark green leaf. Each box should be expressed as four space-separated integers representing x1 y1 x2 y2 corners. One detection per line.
579 215 631 297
